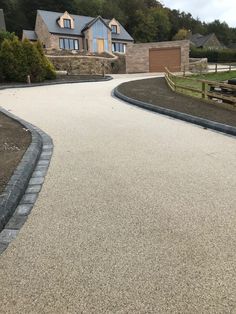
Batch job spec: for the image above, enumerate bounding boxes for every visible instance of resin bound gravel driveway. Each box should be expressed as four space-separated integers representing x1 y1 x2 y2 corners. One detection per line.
1 74 236 313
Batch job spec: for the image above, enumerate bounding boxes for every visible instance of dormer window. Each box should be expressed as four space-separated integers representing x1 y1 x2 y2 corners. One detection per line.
111 25 117 34
63 19 71 29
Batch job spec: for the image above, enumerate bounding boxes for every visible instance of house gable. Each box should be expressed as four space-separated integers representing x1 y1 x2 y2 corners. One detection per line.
190 33 222 49
58 11 75 29
82 16 111 33
109 18 121 35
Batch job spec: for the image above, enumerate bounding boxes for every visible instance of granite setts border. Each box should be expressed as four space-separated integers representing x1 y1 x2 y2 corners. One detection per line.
0 75 113 91
114 85 236 137
0 107 53 254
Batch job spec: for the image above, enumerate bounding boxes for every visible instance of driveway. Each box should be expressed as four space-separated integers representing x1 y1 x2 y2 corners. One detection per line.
0 75 236 313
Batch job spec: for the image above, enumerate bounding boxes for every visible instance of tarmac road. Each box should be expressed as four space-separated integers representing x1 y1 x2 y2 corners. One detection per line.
0 74 236 313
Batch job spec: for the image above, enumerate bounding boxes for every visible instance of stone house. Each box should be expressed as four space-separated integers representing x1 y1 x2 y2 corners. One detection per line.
23 10 134 54
0 9 6 31
190 33 223 49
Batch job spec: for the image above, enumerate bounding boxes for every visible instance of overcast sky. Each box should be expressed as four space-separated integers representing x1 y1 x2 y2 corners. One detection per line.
162 0 236 27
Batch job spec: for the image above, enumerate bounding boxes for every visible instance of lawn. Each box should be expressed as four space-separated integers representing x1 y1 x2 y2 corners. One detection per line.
171 71 236 98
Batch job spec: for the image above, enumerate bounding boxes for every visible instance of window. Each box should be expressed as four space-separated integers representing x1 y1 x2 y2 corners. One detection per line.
112 42 126 53
63 19 71 29
111 25 117 34
60 38 79 50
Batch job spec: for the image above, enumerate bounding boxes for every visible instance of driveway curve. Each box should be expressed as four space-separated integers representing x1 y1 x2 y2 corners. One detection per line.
0 75 236 313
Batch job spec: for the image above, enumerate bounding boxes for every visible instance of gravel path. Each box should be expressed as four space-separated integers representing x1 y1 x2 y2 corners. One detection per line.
0 75 236 313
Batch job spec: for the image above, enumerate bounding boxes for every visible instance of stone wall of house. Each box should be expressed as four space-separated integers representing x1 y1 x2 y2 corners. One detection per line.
126 40 189 73
47 54 126 75
203 35 222 49
35 13 84 50
49 34 84 50
35 14 52 49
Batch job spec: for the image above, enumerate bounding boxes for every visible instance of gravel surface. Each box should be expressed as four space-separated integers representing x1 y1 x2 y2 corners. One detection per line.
0 75 236 313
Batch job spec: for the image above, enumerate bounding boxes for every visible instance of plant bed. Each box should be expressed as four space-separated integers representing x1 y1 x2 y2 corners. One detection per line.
0 75 112 89
0 112 31 194
117 77 236 128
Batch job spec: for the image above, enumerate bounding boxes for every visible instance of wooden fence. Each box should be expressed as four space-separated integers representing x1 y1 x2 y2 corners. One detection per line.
165 68 236 106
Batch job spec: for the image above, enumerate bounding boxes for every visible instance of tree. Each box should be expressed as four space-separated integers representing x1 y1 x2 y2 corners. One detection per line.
206 20 231 45
132 9 156 42
151 7 171 41
172 28 188 41
17 0 77 31
75 0 104 16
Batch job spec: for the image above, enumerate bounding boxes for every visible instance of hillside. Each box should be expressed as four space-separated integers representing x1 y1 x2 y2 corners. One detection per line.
0 0 236 45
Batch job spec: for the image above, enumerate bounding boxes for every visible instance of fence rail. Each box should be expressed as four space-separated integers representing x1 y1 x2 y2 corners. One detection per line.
165 67 236 106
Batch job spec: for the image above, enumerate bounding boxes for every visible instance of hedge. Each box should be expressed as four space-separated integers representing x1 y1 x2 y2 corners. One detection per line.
190 47 236 63
0 33 56 83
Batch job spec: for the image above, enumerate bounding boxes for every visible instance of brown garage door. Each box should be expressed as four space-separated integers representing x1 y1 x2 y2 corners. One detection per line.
149 47 181 72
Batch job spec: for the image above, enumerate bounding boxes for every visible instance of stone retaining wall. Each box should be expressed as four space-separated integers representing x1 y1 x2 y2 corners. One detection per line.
47 54 126 75
189 58 208 73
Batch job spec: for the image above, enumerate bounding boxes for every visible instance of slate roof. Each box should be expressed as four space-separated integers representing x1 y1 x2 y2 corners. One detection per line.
37 10 134 42
229 43 236 49
0 9 6 31
190 33 219 48
82 16 112 32
23 30 38 41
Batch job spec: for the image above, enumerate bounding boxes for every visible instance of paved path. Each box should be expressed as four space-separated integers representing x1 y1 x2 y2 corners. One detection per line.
0 75 236 313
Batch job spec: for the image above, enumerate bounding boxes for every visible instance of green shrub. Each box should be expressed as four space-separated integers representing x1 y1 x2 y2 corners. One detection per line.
0 35 56 83
0 31 16 46
35 41 56 80
22 39 46 82
190 47 236 62
0 38 28 82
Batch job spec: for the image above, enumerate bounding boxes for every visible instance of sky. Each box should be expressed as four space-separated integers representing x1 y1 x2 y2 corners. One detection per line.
162 0 236 27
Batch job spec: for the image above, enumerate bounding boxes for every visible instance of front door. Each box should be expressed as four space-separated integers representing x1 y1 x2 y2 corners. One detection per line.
97 39 104 53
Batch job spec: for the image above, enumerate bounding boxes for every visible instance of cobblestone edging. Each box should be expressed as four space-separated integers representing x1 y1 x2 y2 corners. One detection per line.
114 86 236 137
0 76 113 91
0 108 53 254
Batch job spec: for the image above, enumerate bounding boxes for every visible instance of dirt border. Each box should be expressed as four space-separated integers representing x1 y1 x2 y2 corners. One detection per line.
0 107 53 254
0 75 113 91
114 83 236 137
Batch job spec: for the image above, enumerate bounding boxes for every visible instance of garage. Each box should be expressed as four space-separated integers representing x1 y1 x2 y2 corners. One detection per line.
126 40 189 74
149 47 181 72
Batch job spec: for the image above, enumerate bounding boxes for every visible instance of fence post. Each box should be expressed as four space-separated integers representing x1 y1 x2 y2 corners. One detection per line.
215 63 218 73
229 64 232 72
202 82 207 99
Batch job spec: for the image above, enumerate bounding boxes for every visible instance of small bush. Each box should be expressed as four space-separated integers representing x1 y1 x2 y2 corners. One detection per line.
35 41 56 80
0 31 16 46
